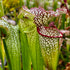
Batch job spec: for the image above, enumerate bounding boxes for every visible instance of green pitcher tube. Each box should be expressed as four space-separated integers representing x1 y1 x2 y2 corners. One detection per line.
18 8 43 70
37 26 63 70
0 19 21 70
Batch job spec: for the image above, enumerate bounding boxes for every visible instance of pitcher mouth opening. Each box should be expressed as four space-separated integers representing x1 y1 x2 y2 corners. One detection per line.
37 26 63 38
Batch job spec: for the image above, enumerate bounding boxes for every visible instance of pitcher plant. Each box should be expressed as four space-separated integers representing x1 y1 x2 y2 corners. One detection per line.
0 18 21 70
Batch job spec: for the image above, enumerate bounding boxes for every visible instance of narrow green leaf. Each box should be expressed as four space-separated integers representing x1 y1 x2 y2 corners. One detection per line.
3 39 12 70
26 0 30 8
20 0 24 7
66 39 70 51
0 0 4 17
60 14 66 29
67 44 70 51
53 0 58 11
0 66 2 70
0 31 5 70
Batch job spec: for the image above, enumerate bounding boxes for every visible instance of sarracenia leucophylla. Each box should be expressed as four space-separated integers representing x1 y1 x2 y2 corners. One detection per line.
18 6 64 70
31 7 64 70
0 19 21 70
